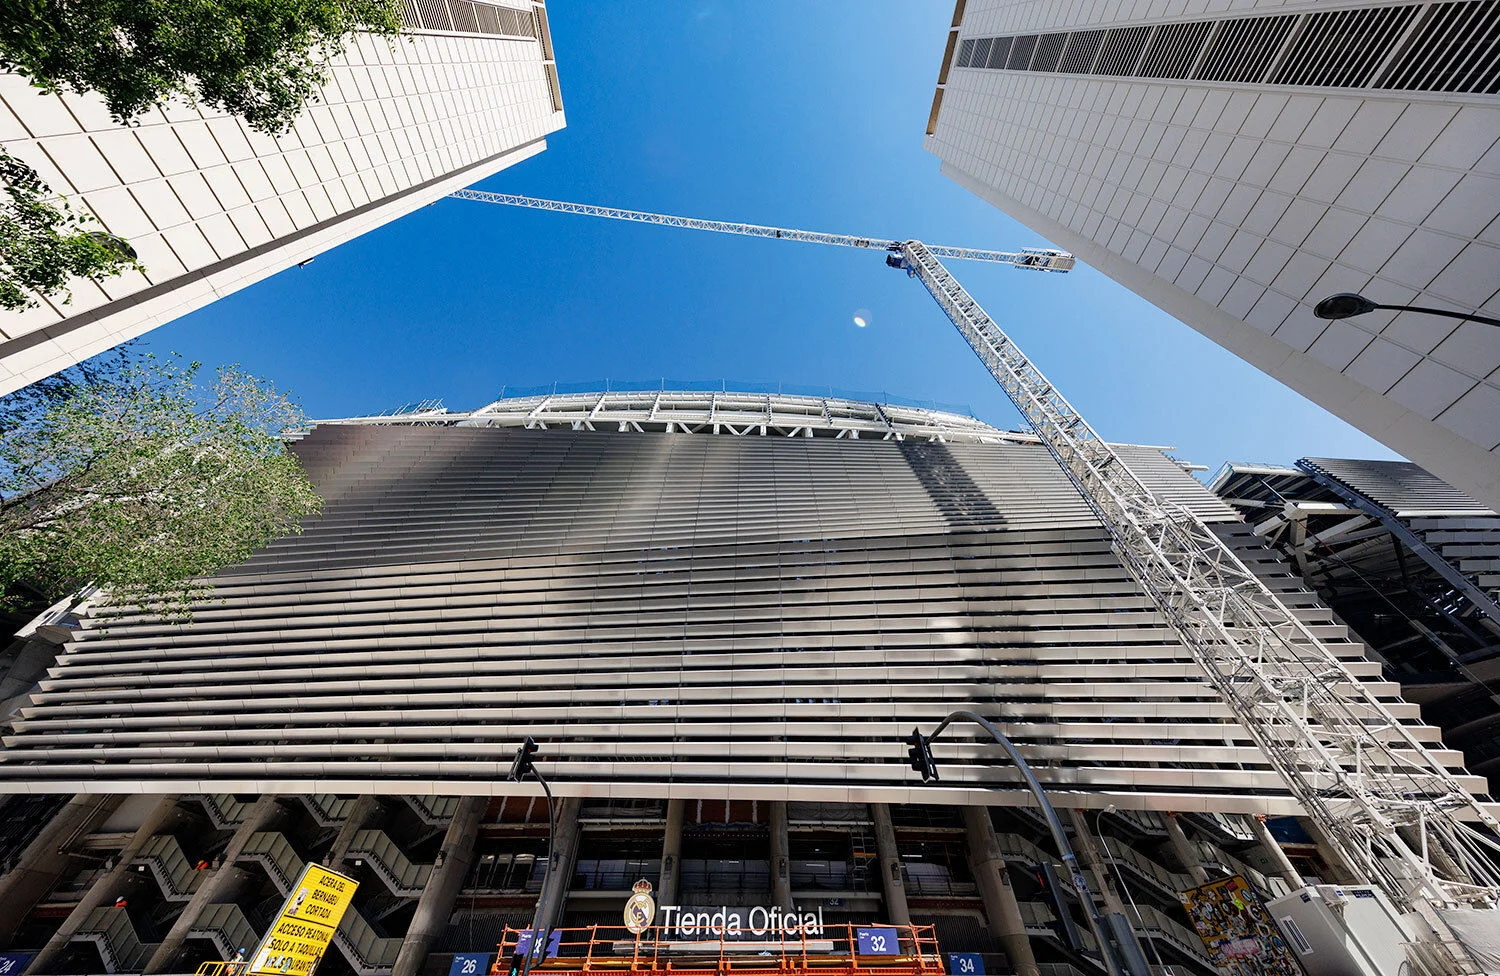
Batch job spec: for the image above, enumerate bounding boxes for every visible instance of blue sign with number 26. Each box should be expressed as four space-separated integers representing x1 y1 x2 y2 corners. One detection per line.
948 953 984 975
857 928 898 955
449 954 490 976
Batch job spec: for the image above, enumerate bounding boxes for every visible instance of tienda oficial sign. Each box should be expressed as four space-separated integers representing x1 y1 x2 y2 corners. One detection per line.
658 905 825 941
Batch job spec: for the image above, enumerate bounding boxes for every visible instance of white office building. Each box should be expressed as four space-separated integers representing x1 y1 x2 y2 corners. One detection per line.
924 0 1500 511
0 0 563 395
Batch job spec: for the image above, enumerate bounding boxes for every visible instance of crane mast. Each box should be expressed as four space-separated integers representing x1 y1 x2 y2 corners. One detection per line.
453 192 1500 969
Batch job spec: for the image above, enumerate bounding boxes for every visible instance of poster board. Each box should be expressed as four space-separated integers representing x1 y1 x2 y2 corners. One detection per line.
1179 875 1302 976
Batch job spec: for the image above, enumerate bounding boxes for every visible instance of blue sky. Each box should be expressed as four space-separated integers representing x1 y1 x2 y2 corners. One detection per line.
139 0 1397 474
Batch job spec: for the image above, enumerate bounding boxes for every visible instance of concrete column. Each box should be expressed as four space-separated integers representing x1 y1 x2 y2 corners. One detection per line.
869 804 909 925
145 795 285 974
0 794 123 944
657 799 684 905
31 796 182 975
769 802 792 908
530 798 582 936
1164 813 1210 885
1252 815 1303 890
962 807 1039 976
327 796 382 865
390 796 488 976
1065 809 1126 916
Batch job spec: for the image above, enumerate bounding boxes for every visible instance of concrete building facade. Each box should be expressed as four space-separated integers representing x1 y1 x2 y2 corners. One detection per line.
0 391 1484 976
924 0 1500 512
0 0 563 395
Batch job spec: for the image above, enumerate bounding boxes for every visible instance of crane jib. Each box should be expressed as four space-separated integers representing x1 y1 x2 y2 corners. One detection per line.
449 189 1073 271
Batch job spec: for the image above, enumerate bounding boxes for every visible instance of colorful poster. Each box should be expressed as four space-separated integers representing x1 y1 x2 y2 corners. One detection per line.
1178 875 1302 976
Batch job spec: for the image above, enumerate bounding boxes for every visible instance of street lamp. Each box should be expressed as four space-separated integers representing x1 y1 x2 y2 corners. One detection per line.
1093 805 1164 971
908 711 1152 976
1313 292 1500 327
509 737 557 976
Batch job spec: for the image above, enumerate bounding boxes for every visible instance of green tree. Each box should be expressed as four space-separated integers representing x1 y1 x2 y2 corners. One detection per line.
0 0 402 135
0 148 141 311
0 348 323 615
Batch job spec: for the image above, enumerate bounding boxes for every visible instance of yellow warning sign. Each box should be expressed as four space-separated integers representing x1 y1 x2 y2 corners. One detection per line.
247 864 358 976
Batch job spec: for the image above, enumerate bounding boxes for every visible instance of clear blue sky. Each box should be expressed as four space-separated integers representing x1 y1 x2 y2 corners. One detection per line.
139 0 1397 474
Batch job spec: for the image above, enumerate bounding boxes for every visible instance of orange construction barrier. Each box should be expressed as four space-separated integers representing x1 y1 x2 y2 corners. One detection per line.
489 923 947 976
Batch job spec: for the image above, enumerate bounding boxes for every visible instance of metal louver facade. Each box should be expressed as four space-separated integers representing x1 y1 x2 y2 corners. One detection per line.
0 395 1484 816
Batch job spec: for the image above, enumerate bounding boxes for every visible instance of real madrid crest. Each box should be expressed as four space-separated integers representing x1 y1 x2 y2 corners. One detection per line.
623 878 655 935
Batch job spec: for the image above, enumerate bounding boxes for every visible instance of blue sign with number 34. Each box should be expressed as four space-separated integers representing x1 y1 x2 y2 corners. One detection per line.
948 953 984 975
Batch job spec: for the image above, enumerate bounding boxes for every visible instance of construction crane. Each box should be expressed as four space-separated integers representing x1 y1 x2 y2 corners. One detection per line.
450 189 1076 271
453 191 1500 972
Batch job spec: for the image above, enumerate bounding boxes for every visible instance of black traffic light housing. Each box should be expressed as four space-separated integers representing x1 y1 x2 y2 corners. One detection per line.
509 736 539 782
905 728 938 782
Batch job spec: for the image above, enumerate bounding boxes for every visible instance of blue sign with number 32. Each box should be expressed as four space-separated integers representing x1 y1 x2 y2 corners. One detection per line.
856 928 898 955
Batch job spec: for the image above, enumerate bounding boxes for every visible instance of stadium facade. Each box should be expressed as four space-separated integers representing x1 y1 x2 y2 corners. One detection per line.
0 0 564 396
0 392 1488 976
923 0 1500 513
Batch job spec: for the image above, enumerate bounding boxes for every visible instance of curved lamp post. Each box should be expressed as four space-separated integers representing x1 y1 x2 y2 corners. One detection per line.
1313 292 1500 327
509 738 557 976
911 711 1152 976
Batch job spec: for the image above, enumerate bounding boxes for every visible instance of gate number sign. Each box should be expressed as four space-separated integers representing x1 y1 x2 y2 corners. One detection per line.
449 954 490 976
856 928 898 955
948 953 985 975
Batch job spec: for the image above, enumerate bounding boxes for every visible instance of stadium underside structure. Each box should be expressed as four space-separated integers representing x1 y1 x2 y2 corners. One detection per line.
0 393 1493 976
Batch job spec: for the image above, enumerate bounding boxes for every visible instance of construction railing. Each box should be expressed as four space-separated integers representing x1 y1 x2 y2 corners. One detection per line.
489 923 947 976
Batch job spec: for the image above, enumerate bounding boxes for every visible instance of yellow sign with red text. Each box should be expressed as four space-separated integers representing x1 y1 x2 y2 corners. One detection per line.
247 864 358 976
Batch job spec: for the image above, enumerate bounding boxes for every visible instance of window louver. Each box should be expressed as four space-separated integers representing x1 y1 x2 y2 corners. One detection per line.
1195 15 1297 82
1008 35 1039 70
1138 21 1213 78
449 0 480 34
954 1 1500 95
399 0 538 37
971 37 995 71
1058 30 1107 74
1093 26 1152 76
1379 0 1500 93
1031 33 1070 73
1274 7 1419 87
986 36 1014 69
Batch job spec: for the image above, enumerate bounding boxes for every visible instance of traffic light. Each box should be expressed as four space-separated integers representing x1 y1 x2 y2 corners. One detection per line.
509 736 539 782
905 728 938 782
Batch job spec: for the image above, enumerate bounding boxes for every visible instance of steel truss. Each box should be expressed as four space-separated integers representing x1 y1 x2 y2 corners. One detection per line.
897 240 1500 968
450 189 1075 270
